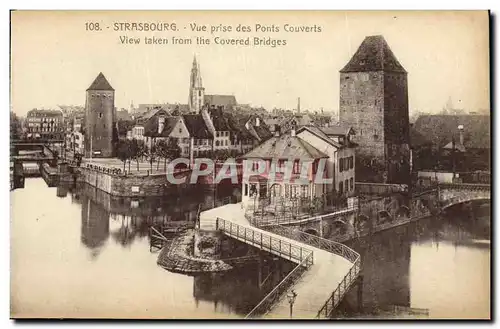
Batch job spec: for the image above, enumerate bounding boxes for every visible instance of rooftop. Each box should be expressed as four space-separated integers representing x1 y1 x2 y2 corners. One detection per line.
87 72 114 91
340 35 406 73
241 133 328 160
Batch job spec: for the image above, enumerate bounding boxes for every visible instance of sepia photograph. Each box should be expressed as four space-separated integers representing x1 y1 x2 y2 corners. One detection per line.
9 10 491 320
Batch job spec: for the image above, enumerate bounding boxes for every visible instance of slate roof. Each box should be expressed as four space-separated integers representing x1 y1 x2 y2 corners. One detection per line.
87 72 114 91
208 108 232 131
409 125 431 148
137 108 170 122
205 95 237 108
241 134 328 160
320 125 353 136
144 116 179 138
443 141 467 152
227 114 255 140
27 109 63 117
414 114 490 150
182 114 213 139
340 35 407 73
297 125 342 148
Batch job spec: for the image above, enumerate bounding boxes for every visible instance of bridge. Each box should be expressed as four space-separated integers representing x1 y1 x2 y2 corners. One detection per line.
413 183 490 211
11 141 58 162
201 204 360 319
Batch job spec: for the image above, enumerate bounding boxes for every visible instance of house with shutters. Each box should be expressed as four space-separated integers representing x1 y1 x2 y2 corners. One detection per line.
240 122 356 213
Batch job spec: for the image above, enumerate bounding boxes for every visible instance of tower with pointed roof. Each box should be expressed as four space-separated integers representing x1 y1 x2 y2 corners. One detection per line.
84 72 115 158
188 55 205 113
339 35 410 184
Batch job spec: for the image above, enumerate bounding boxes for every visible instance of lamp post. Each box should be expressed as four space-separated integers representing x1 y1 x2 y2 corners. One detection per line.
287 289 297 319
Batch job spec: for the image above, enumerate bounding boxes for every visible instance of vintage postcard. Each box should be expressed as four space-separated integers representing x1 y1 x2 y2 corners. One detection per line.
10 10 491 319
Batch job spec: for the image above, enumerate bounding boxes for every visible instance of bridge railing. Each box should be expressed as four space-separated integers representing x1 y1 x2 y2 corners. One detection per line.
261 224 361 319
245 252 314 318
216 217 313 265
438 183 490 191
316 257 361 318
263 225 360 263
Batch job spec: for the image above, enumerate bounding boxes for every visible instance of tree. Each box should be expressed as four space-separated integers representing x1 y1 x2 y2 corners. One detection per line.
156 139 168 171
166 138 181 159
146 144 157 172
156 138 181 171
116 140 132 172
129 139 146 171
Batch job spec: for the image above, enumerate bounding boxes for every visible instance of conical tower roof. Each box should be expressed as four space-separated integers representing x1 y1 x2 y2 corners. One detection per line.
87 72 114 91
340 35 406 73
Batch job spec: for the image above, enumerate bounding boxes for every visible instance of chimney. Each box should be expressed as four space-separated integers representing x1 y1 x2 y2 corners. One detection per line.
297 97 301 113
158 115 165 134
256 117 260 127
458 124 464 145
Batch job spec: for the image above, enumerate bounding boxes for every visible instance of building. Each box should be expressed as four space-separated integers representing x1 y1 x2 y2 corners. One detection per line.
413 114 490 172
204 94 237 111
201 106 232 150
25 109 63 139
84 72 116 158
339 35 410 184
240 123 356 212
182 114 213 162
188 55 205 113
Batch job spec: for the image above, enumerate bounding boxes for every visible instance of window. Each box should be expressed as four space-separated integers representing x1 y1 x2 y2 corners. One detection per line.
216 131 220 137
339 158 343 172
179 128 182 133
293 161 300 174
252 162 259 171
215 140 220 147
244 184 248 196
350 156 354 169
98 113 103 118
339 181 343 194
350 178 354 191
345 179 349 192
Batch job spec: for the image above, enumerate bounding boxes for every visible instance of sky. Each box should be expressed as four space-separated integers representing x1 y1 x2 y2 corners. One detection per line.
10 10 490 117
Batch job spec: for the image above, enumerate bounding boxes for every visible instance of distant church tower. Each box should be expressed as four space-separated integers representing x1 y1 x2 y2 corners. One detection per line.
84 72 115 158
188 55 205 113
339 35 410 184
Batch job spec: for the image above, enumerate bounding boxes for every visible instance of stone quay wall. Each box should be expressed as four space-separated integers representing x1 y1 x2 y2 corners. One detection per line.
77 167 191 197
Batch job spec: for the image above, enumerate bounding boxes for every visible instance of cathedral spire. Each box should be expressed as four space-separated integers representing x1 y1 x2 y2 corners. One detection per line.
188 54 205 112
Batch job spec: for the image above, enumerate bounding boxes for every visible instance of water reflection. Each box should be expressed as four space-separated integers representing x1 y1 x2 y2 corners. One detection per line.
338 205 490 319
12 178 269 319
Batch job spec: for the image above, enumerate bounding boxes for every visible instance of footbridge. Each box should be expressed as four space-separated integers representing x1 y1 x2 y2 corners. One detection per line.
201 204 360 319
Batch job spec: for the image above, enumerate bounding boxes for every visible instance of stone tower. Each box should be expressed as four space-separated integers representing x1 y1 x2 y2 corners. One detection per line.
84 72 115 158
339 35 410 184
188 55 205 113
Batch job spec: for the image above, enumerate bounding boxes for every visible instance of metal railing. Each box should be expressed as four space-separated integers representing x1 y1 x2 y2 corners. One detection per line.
216 217 313 265
264 225 360 263
316 258 361 318
245 252 314 318
261 224 361 319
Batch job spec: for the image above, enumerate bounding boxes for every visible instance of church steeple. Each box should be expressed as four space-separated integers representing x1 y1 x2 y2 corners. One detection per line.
189 55 205 113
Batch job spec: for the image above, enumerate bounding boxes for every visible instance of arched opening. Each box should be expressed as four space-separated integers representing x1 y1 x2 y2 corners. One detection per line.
396 205 410 219
304 228 319 236
378 210 391 224
354 214 369 230
332 219 348 235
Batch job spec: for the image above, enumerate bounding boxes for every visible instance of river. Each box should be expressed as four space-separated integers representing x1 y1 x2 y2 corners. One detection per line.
10 178 490 319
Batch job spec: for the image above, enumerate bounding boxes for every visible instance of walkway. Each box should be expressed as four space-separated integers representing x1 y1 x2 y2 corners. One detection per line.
200 203 360 319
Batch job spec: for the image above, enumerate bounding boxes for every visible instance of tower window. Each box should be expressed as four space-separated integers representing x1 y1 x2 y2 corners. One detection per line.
98 113 103 118
198 90 201 97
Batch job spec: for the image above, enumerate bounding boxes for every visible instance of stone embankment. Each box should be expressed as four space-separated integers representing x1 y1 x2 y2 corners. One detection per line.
157 229 232 274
